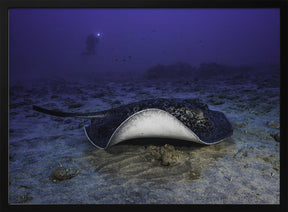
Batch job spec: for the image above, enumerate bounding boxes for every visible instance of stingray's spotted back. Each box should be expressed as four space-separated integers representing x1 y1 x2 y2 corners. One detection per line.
84 98 233 149
33 98 233 149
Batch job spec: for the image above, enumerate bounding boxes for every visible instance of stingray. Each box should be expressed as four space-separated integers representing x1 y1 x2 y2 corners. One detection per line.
32 98 233 150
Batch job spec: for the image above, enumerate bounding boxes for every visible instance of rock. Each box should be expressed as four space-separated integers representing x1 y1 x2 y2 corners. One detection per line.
233 122 247 128
188 170 201 180
147 144 186 166
267 120 280 129
161 153 171 166
18 194 33 203
51 166 80 182
270 132 280 142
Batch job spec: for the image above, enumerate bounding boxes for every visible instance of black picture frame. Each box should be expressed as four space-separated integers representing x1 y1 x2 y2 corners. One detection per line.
1 0 287 211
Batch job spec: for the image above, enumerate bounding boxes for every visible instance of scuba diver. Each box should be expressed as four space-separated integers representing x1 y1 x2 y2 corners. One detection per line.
81 33 100 55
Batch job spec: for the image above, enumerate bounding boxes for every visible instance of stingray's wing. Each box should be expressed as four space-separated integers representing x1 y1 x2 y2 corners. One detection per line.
32 105 107 118
84 108 233 150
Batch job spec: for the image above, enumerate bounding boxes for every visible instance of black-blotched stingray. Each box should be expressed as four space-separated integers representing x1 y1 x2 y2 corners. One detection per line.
33 98 233 150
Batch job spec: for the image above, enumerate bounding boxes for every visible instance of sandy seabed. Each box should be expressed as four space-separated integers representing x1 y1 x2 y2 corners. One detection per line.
8 72 280 204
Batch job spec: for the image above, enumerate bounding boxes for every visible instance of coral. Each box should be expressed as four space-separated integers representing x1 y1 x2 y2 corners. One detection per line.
147 144 188 166
51 163 81 182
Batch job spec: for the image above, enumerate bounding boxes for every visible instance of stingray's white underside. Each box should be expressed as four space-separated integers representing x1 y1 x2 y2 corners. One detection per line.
84 108 221 149
109 108 202 145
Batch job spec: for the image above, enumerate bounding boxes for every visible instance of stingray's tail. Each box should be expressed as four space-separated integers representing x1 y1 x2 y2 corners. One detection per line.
32 105 107 118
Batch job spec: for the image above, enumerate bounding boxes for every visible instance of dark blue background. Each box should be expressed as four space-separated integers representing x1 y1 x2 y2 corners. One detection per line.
9 9 280 82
